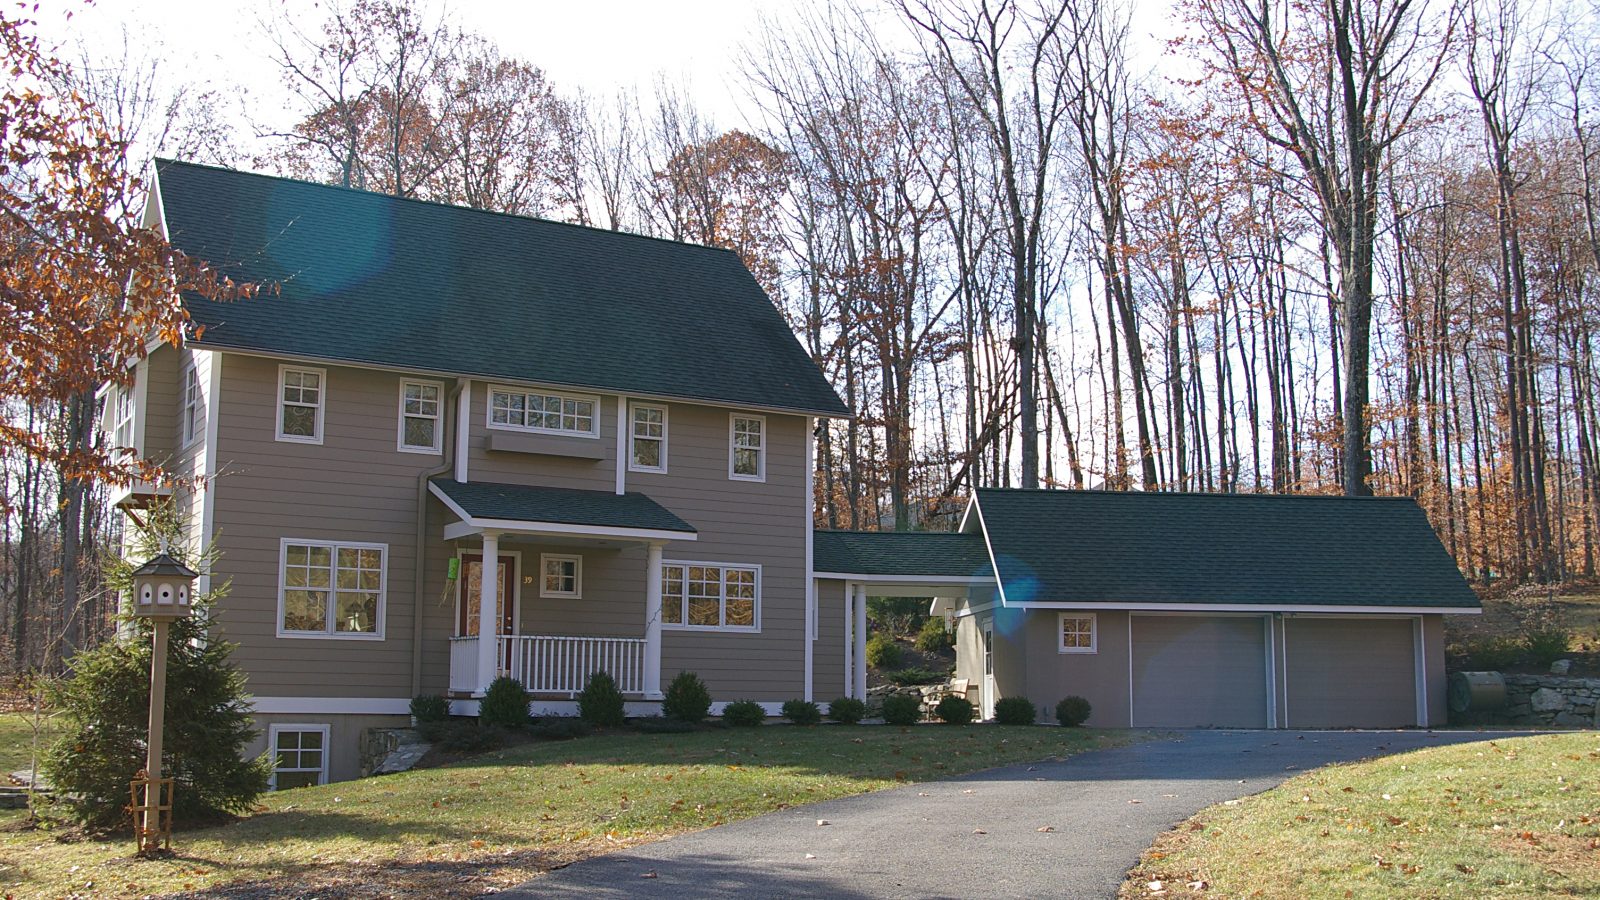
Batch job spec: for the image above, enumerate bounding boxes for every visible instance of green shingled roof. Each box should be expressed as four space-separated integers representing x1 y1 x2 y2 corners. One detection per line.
813 530 992 579
431 479 695 534
155 159 848 417
972 489 1479 608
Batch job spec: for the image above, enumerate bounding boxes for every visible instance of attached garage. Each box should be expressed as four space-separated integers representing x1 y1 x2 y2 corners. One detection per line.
1285 617 1419 728
1131 615 1269 728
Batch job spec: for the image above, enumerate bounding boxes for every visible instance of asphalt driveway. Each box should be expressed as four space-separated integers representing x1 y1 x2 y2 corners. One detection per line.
504 729 1533 899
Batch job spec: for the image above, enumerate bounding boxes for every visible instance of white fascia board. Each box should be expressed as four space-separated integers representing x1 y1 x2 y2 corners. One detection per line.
1007 601 1481 615
811 572 988 586
188 344 849 420
250 696 411 715
968 495 1009 607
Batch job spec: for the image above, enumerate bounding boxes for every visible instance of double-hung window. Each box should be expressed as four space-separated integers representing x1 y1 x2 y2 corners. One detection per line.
1058 613 1096 653
398 380 442 453
268 724 329 789
277 365 325 443
630 404 667 472
180 366 202 448
729 414 765 481
111 385 135 450
660 563 759 631
279 539 386 638
540 553 582 598
488 386 598 437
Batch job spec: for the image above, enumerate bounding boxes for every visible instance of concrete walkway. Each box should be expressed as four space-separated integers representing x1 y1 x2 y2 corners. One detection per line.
505 729 1529 900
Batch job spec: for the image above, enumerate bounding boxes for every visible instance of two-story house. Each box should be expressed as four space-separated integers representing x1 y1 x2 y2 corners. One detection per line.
113 160 1476 788
115 159 862 784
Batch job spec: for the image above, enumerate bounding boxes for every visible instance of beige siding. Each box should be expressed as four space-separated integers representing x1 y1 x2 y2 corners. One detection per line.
630 402 810 701
245 712 409 785
211 354 451 699
142 344 179 464
1021 609 1132 728
1423 614 1447 725
813 578 847 700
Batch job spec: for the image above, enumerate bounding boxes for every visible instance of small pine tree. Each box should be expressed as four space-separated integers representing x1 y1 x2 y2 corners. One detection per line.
44 505 270 829
662 671 712 723
578 671 626 727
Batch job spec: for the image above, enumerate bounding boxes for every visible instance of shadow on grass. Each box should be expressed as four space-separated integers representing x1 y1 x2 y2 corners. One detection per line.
506 849 879 899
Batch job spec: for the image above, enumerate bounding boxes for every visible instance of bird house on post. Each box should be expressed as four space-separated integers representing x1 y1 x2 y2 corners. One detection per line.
128 549 197 856
129 552 197 620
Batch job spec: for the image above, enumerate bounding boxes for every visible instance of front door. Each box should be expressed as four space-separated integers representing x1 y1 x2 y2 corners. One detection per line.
459 554 516 667
981 622 996 720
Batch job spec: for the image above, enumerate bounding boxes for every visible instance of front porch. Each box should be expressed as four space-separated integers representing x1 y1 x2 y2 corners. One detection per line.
449 634 649 696
429 478 699 704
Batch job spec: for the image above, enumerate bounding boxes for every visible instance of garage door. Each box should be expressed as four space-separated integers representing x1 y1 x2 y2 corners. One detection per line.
1286 618 1417 728
1131 616 1268 728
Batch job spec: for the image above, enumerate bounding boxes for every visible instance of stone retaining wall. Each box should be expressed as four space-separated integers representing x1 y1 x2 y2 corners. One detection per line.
1497 674 1600 727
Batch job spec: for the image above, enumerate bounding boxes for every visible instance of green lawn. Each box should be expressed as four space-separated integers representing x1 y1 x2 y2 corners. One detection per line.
1122 733 1600 899
1 721 1130 898
0 711 53 777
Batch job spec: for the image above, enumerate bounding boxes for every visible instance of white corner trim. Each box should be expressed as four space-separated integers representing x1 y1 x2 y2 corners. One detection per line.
969 495 1008 607
615 395 628 494
198 350 222 597
251 697 411 715
455 379 472 483
804 416 816 702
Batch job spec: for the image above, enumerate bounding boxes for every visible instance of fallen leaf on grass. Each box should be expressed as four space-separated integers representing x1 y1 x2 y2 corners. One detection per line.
1037 825 1055 832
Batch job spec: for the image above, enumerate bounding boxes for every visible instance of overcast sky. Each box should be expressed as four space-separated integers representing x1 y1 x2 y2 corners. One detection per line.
37 0 803 142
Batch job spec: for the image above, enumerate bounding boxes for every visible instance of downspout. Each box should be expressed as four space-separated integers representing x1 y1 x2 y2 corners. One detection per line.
412 379 464 698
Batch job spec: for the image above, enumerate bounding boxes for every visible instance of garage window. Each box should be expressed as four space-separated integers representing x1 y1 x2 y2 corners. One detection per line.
1058 613 1096 653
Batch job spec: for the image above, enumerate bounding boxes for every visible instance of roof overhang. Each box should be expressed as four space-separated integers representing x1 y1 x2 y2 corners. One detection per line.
1003 600 1481 615
429 481 696 545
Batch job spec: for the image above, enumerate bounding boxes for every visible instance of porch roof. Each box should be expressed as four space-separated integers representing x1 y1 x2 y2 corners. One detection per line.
430 479 696 543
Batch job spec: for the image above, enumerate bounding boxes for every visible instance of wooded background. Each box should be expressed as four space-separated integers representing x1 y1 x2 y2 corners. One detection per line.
6 0 1598 671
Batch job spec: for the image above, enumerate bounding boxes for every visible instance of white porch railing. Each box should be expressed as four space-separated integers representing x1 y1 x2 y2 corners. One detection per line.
448 634 648 696
449 636 480 693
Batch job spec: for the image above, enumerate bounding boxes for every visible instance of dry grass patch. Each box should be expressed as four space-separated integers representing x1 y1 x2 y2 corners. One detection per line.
1122 733 1600 899
0 722 1131 898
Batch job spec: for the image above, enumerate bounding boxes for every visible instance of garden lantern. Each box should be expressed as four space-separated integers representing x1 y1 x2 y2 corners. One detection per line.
128 548 197 856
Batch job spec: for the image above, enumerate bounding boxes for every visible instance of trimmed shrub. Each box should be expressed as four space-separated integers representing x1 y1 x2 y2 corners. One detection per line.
782 699 823 726
1526 629 1573 666
532 718 590 741
479 676 531 730
866 633 903 670
1056 695 1092 727
881 693 921 726
994 696 1036 726
410 693 451 724
915 617 955 653
662 671 713 723
578 671 626 728
934 695 975 725
887 667 947 686
723 699 766 726
828 697 867 724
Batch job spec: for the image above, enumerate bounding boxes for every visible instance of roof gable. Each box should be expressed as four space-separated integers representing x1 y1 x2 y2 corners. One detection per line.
974 489 1479 609
155 159 848 417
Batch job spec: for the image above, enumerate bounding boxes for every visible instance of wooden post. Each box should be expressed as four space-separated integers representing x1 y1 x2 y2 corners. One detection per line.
140 618 170 854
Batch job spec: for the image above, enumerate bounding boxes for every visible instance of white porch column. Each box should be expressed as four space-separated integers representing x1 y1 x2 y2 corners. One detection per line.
475 530 500 696
643 541 665 699
843 585 854 698
853 582 868 700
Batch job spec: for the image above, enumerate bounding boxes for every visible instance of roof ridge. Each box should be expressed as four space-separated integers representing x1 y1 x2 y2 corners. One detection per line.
976 487 1415 502
154 157 744 259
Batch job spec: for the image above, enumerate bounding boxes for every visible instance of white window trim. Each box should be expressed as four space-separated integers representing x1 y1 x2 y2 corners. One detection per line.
179 365 202 449
728 413 766 482
396 378 444 454
111 384 136 451
628 403 669 474
485 384 601 438
267 723 330 790
660 560 762 633
276 364 327 445
1058 612 1098 654
538 553 583 599
276 537 387 640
